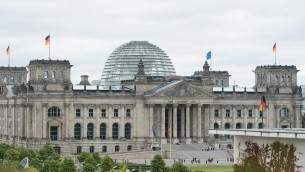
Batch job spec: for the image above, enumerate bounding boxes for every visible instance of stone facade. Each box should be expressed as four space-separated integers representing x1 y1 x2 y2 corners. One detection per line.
0 59 302 156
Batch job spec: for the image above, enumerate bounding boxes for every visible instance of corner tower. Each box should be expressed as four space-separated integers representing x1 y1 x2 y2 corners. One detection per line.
254 65 298 93
27 59 73 92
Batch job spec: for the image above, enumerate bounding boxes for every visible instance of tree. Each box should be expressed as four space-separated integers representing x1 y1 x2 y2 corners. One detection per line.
234 140 302 172
61 157 77 172
151 154 166 172
17 147 32 161
83 163 95 172
0 143 12 160
84 155 97 167
100 155 114 172
38 143 57 161
30 157 42 169
40 159 61 172
4 149 20 162
171 162 190 172
119 162 128 172
92 152 102 164
77 151 90 163
302 115 305 128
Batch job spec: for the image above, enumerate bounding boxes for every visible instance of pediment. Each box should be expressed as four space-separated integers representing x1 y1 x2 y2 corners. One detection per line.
280 118 291 124
154 82 215 98
47 118 62 125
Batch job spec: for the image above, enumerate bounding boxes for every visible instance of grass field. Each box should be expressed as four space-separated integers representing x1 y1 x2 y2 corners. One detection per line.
187 165 234 172
112 164 234 172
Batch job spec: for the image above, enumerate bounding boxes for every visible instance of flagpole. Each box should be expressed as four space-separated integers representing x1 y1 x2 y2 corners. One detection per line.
274 42 276 65
8 44 10 85
49 33 51 60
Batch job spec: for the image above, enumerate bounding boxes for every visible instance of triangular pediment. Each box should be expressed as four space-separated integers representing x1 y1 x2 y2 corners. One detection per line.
153 82 215 98
47 118 62 125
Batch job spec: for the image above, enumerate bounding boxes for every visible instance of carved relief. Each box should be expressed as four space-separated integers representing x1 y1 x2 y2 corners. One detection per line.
163 84 212 98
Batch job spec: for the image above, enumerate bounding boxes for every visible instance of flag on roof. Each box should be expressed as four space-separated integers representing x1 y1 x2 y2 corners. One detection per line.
259 95 267 112
272 43 276 53
206 51 211 60
45 35 50 46
6 45 10 55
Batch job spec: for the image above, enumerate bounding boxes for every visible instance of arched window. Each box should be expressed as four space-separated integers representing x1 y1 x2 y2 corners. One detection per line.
44 71 48 79
247 123 253 129
112 123 119 139
100 123 107 140
48 106 60 117
74 123 81 140
3 77 7 84
258 123 263 129
57 71 64 78
15 77 21 84
125 123 131 139
51 71 56 79
214 123 219 129
280 108 289 118
224 123 230 129
236 123 242 129
287 76 291 83
87 123 94 140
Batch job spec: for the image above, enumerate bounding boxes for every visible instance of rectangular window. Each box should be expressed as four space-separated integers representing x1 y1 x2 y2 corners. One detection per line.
101 109 106 117
115 145 120 152
248 110 253 117
214 109 219 118
77 146 82 154
127 145 132 151
260 111 263 117
114 109 119 117
76 109 81 117
126 109 131 117
237 110 241 118
226 109 230 117
102 146 107 153
89 146 94 153
89 109 94 117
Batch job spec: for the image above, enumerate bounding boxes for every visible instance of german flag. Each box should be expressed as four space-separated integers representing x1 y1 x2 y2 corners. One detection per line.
259 95 267 112
272 43 276 53
45 35 50 46
6 45 10 55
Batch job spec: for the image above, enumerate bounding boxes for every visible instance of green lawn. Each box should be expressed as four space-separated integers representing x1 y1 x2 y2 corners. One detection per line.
187 165 234 172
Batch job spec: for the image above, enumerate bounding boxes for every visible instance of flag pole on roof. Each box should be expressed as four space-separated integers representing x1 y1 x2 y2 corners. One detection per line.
206 50 212 70
273 42 276 65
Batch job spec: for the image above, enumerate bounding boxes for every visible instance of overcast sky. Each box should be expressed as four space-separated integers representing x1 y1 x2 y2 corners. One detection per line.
1 0 305 87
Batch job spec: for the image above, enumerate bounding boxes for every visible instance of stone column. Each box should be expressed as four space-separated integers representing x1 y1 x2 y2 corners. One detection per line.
108 105 113 139
185 104 191 144
42 103 48 139
11 104 15 137
161 104 166 144
83 105 88 139
197 104 203 143
149 104 154 138
3 105 7 136
204 106 210 137
26 104 33 138
294 105 301 128
254 108 259 128
120 105 125 139
221 106 225 129
64 103 71 139
181 107 185 138
243 107 247 129
232 106 236 129
210 106 215 129
95 105 100 140
168 107 172 134
173 104 178 143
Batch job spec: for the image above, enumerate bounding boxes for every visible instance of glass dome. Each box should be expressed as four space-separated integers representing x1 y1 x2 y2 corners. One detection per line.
101 41 176 85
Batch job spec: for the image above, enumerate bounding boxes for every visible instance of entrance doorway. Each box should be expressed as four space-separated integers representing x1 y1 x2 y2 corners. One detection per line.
50 126 58 140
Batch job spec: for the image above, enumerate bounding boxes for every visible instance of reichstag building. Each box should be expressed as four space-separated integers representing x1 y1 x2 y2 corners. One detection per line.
0 41 302 155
